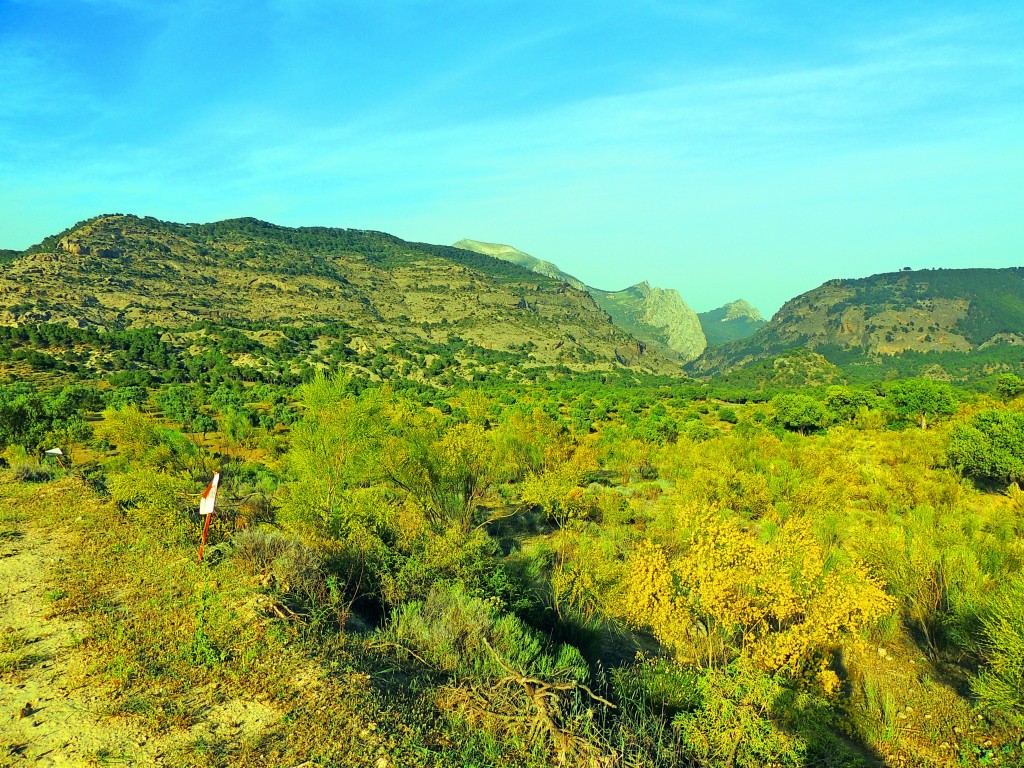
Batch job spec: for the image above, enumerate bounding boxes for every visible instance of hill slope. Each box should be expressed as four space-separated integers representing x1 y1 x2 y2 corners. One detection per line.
689 267 1024 375
453 239 587 291
455 239 708 363
0 215 676 374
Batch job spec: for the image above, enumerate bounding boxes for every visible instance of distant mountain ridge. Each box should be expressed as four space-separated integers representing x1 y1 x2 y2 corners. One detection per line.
0 214 680 375
455 239 719 363
698 300 765 347
453 240 587 292
689 267 1024 375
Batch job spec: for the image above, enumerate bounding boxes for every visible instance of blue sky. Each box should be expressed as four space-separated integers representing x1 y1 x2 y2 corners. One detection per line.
1 1 1022 315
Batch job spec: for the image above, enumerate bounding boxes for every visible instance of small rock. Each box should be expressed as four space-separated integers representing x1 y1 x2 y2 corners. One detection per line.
374 757 389 768
19 702 33 718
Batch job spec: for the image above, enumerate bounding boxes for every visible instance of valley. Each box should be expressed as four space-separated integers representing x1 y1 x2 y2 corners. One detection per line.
0 215 1023 768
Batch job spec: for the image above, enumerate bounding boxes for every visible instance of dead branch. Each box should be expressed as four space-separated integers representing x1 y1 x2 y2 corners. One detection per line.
479 637 617 765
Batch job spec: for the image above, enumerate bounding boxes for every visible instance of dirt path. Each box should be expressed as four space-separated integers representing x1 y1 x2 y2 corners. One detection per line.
0 509 165 767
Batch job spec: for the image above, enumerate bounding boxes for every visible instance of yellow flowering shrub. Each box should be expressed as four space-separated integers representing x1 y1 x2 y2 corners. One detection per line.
621 513 894 687
518 443 599 526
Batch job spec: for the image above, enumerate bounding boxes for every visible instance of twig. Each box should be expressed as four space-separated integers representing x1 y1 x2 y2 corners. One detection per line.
368 640 432 667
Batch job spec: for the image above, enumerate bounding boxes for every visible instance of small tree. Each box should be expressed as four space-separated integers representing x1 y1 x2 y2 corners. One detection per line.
824 386 876 424
994 374 1024 403
192 412 218 439
884 379 956 429
770 394 828 435
157 384 198 429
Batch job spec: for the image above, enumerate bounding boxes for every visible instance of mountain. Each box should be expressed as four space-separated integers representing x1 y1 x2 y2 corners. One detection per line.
455 239 707 363
0 214 679 376
588 282 706 363
698 300 765 347
689 267 1024 376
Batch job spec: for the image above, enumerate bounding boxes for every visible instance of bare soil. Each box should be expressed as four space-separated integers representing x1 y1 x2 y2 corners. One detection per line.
0 503 169 766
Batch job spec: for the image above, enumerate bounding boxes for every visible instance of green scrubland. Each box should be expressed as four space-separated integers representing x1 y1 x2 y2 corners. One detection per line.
3 364 1024 767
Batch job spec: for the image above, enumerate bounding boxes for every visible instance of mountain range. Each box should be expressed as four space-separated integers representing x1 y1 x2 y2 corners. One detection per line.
454 239 764 363
0 214 678 376
1 214 1020 384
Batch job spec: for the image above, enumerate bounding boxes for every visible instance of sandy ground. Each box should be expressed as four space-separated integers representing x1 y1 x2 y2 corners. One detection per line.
0 513 165 767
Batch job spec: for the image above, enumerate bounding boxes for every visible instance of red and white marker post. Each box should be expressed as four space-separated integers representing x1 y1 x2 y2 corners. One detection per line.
197 472 221 563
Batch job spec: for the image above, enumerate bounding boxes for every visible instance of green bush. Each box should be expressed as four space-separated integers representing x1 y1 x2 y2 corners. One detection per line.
231 528 297 576
384 583 588 684
107 469 196 540
717 407 739 424
948 409 1024 485
671 660 853 767
972 576 1024 722
11 463 56 483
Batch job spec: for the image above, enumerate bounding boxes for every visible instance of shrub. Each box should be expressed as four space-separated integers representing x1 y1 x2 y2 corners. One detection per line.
232 528 350 625
621 515 894 682
381 527 514 607
11 463 56 483
681 421 720 442
717 407 739 424
384 582 588 683
671 660 857 768
948 409 1024 485
231 528 296 575
972 575 1024 722
672 661 808 767
107 469 196 540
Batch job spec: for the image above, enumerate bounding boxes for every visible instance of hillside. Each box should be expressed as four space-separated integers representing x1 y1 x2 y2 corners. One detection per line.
456 239 710 363
453 239 587 291
0 215 678 377
698 299 765 346
689 267 1024 376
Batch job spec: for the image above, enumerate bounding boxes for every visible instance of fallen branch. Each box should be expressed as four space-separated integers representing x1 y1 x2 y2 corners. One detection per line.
479 637 617 765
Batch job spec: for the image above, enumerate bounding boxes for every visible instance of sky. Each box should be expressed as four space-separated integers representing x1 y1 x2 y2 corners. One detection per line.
1 1 1022 316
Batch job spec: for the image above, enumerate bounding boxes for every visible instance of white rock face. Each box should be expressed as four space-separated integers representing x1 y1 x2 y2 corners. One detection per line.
638 284 707 362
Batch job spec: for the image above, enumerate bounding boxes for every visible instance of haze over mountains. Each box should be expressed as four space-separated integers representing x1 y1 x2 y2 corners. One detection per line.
1 214 1021 384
